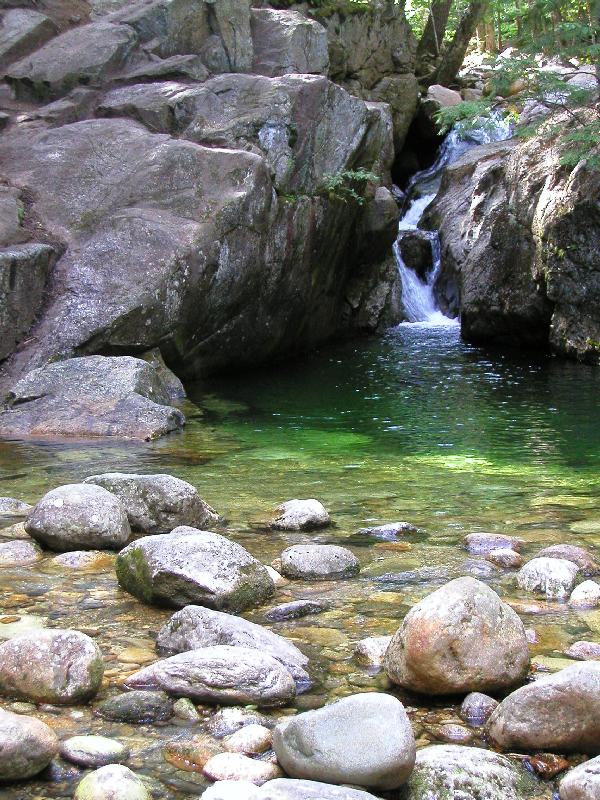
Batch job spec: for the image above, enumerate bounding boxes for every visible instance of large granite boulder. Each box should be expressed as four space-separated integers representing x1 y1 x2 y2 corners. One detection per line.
488 662 600 752
517 556 580 599
280 545 360 581
251 9 328 77
116 527 275 611
0 8 56 71
0 709 59 781
384 577 530 695
156 605 310 685
271 499 330 531
273 693 415 790
124 645 296 707
0 356 185 440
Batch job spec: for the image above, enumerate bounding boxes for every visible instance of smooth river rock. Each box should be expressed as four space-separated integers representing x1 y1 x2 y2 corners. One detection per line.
535 544 600 576
280 545 360 581
201 780 262 800
488 662 600 752
384 577 529 695
271 499 330 531
116 527 275 611
223 724 272 754
0 708 59 780
0 496 32 516
565 641 600 661
264 600 329 622
354 635 392 667
463 532 524 554
156 605 310 686
559 756 600 799
0 629 104 704
25 483 131 552
124 645 296 707
84 472 219 534
460 692 499 726
570 580 600 608
74 764 151 800
517 557 580 599
273 692 415 790
203 752 283 785
95 690 173 723
357 522 418 538
260 778 386 799
0 538 43 566
60 735 129 767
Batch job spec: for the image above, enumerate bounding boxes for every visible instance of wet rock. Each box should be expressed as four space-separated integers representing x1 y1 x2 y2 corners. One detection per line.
374 566 450 586
570 580 600 608
164 734 221 771
116 527 275 611
565 641 600 660
463 532 523 554
172 697 200 722
206 708 273 739
265 566 288 587
95 690 173 723
488 662 600 752
251 9 328 77
280 545 359 581
517 557 580 599
264 600 329 622
0 539 42 566
156 606 309 686
53 550 112 569
357 522 418 538
0 497 32 516
0 629 104 704
74 764 151 800
273 692 415 790
124 645 296 708
271 500 330 531
201 780 262 800
84 472 218 534
559 756 600 799
525 752 571 779
60 735 129 767
460 558 500 579
0 708 59 780
403 744 534 800
354 636 392 667
0 8 57 71
260 781 381 799
460 692 499 726
25 483 130 552
536 544 600 577
203 752 283 785
223 724 272 755
384 577 529 695
486 548 524 569
428 723 473 744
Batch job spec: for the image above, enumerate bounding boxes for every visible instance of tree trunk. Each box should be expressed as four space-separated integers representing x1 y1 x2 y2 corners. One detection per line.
435 0 490 86
417 0 454 59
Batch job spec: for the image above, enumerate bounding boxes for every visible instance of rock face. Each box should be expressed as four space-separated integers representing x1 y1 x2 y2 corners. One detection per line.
430 129 600 362
251 9 328 77
124 645 296 707
0 709 59 780
0 629 104 704
0 356 185 440
116 527 275 611
280 545 360 580
156 605 310 685
271 499 330 531
517 557 580 599
0 8 57 70
25 483 130 551
559 757 600 800
273 693 415 790
384 577 530 695
488 662 600 752
83 473 218 533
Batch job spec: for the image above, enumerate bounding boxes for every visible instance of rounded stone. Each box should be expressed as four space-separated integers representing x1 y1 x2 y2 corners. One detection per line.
25 483 130 552
460 692 499 726
206 707 273 739
517 557 580 599
463 532 523 554
201 780 262 800
559 756 600 799
565 641 600 661
260 778 386 799
535 544 600 576
60 735 129 767
0 708 59 780
0 538 43 566
74 764 151 800
569 580 600 608
0 497 32 516
280 545 360 581
223 724 272 754
264 600 328 622
95 690 173 723
486 548 524 569
203 752 283 785
271 499 330 531
354 636 392 667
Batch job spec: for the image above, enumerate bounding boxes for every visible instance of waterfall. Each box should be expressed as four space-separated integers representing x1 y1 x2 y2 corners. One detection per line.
394 114 513 326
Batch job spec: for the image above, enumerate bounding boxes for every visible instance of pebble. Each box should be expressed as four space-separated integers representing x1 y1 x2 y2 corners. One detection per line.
524 752 571 779
203 752 283 784
223 724 272 754
60 735 130 767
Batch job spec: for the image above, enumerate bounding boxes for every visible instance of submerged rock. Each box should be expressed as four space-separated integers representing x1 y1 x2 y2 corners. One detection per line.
95 690 173 723
565 641 600 661
25 483 130 552
0 497 32 516
559 756 600 799
271 499 330 531
74 764 151 800
273 693 415 790
384 577 529 695
280 545 359 581
0 708 59 780
264 600 329 622
116 527 274 611
203 752 283 785
517 557 580 599
60 735 129 767
357 522 418 538
486 548 524 569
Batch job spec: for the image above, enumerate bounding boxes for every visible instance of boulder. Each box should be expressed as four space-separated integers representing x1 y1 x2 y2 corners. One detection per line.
25 483 130 551
570 580 600 608
156 606 310 685
0 356 185 441
0 629 104 704
426 84 462 107
124 645 296 707
535 544 600 576
463 532 523 554
116 54 209 84
517 557 580 599
271 499 330 531
251 9 328 77
260 781 381 800
74 764 151 800
559 757 600 800
280 545 360 581
60 735 129 767
0 9 56 71
383 577 530 695
203 752 283 784
83 473 218 534
0 538 43 566
95 690 173 723
488 662 600 752
273 693 415 790
0 709 59 780
116 527 275 611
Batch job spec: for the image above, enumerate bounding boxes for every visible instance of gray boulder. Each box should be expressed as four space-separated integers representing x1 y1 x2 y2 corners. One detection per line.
25 483 130 551
0 496 32 516
0 356 185 441
0 539 43 566
0 709 59 780
488 662 600 752
273 693 415 790
98 80 201 134
260 781 381 800
74 764 151 800
535 544 600 576
384 577 530 695
0 629 104 704
280 545 360 581
464 532 524 554
251 9 328 77
156 605 310 685
95 690 173 723
517 557 580 599
124 645 296 707
83 473 218 534
60 735 129 767
271 499 330 531
0 8 56 71
116 527 275 611
559 757 600 800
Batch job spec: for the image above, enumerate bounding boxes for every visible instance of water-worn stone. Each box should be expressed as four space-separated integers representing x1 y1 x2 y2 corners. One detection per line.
124 645 296 707
60 735 129 767
403 744 534 800
223 724 272 754
206 707 273 739
565 641 600 661
463 532 523 554
251 9 328 77
264 600 328 622
271 499 330 531
280 545 359 581
488 662 600 752
487 548 524 569
25 483 130 552
201 781 261 800
95 690 173 723
116 528 274 611
536 544 600 576
460 692 499 726
156 606 309 685
53 550 112 570
357 522 418 538
354 636 392 667
0 629 104 704
0 539 42 566
260 781 382 799
84 473 218 534
384 577 529 695
0 497 32 516
0 708 59 780
273 692 415 790
0 9 57 71
517 557 580 599
203 752 283 785
559 756 600 799
570 580 600 608
74 764 151 800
